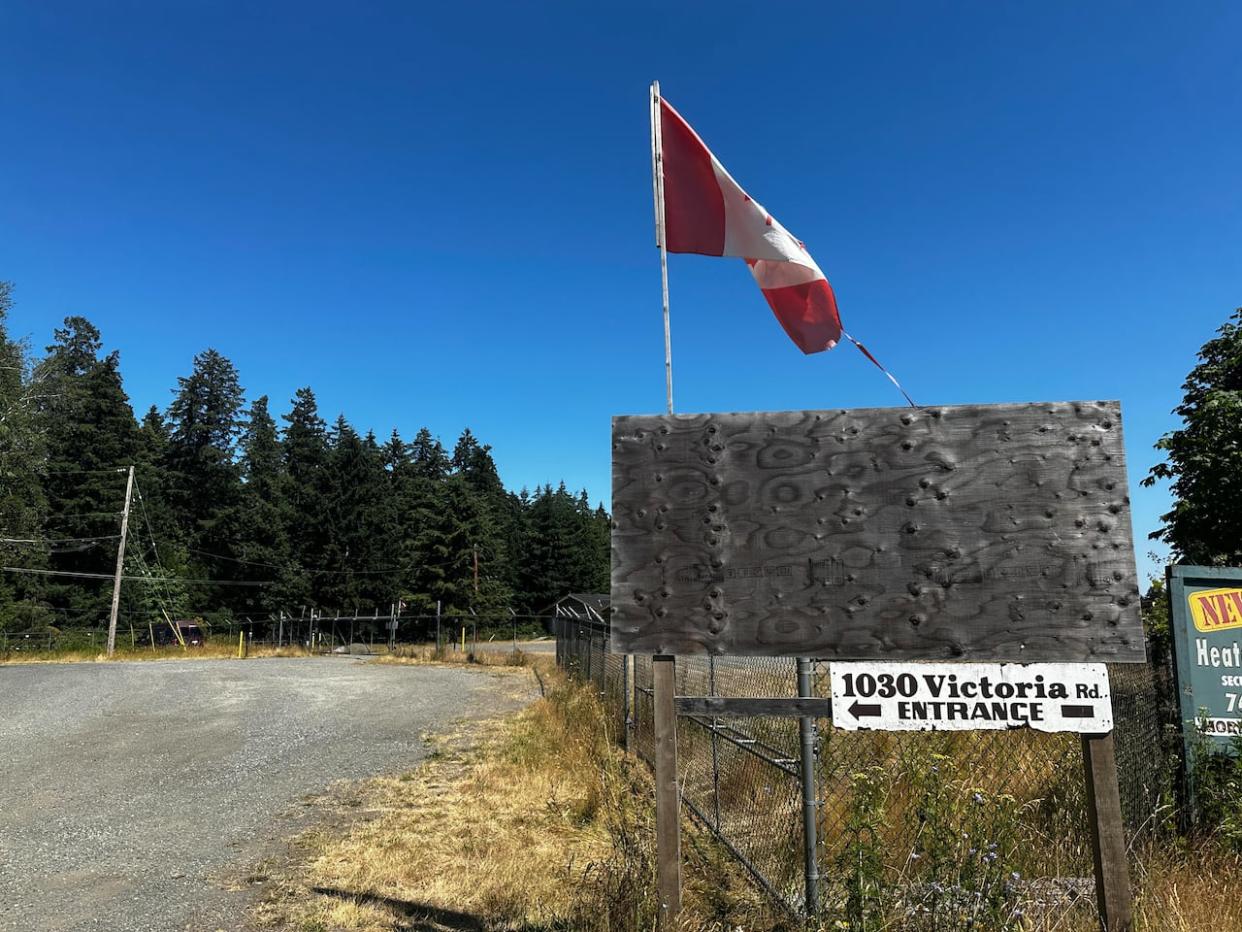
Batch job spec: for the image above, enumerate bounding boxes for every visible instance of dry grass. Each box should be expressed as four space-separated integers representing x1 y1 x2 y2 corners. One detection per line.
1007 842 1242 932
254 671 788 932
374 643 546 671
0 642 311 665
246 661 1242 931
1124 843 1242 932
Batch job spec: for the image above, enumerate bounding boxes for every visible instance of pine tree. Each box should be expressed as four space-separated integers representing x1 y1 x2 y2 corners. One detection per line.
163 349 246 619
516 484 611 612
318 417 398 612
3 304 616 628
164 349 245 543
518 483 577 612
124 404 192 629
411 474 510 616
0 283 49 630
36 317 141 626
222 395 294 616
450 428 514 613
409 427 450 481
281 388 329 608
133 406 180 551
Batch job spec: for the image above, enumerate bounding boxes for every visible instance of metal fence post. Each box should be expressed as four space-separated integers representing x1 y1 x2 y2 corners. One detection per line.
796 657 820 917
709 655 722 831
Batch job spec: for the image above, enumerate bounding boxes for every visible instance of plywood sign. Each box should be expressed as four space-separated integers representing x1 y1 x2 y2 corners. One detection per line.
610 401 1145 661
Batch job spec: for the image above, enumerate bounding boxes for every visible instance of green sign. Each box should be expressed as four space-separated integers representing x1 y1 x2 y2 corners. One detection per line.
1169 564 1242 753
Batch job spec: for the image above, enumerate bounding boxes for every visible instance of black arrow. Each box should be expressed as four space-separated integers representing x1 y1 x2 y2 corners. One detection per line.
849 700 881 717
1061 705 1095 718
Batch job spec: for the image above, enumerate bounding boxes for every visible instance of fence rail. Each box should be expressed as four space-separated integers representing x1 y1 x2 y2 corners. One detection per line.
555 616 1178 920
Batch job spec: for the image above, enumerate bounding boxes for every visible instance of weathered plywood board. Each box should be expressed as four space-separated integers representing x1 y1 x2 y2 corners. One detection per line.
611 402 1145 661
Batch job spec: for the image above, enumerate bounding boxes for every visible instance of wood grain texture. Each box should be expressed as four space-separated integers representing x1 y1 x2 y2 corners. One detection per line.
611 401 1145 661
1082 732 1134 930
652 655 682 920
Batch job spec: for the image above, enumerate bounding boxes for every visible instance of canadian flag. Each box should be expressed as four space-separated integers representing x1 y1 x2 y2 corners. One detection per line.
656 96 842 355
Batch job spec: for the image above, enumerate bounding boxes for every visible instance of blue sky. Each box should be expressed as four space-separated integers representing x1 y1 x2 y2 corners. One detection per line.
2 2 1239 582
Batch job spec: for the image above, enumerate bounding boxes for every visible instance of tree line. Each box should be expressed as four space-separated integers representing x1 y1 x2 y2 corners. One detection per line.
0 282 609 632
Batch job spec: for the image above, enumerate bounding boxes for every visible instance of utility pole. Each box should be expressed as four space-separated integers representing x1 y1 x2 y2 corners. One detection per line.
106 466 135 657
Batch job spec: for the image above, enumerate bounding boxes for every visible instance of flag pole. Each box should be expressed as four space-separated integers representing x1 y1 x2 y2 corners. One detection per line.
651 80 673 415
649 79 683 924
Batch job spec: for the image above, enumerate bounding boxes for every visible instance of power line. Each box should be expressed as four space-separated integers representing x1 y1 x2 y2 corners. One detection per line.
129 475 181 625
38 467 130 476
29 512 123 524
1 566 272 587
0 535 121 544
132 476 172 578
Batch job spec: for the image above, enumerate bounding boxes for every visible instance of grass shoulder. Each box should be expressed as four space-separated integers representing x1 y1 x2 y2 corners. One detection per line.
252 670 785 932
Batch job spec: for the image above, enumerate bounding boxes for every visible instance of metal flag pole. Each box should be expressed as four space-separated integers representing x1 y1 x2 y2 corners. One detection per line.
651 80 673 416
649 79 682 925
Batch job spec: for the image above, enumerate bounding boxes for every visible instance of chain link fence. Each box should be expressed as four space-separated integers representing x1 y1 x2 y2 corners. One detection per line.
555 616 1179 921
1 613 554 658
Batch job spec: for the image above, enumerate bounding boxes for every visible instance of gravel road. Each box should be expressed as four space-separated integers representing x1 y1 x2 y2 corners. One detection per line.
0 657 531 932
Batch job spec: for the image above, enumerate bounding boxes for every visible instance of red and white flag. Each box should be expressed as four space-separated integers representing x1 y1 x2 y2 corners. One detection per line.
656 96 842 355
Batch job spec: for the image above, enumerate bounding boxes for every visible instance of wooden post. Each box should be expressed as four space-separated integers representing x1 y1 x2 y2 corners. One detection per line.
621 653 631 752
652 654 682 922
105 465 135 657
1081 732 1133 932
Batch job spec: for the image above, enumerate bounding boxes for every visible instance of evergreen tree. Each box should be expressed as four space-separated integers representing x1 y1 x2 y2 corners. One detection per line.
318 417 397 611
0 283 49 630
450 428 514 613
134 406 179 549
517 484 611 612
119 404 190 628
0 303 615 629
163 349 246 618
518 483 578 612
409 427 450 480
1144 308 1242 565
281 388 330 607
36 317 141 625
411 474 510 616
164 348 245 544
223 395 294 615
452 428 503 498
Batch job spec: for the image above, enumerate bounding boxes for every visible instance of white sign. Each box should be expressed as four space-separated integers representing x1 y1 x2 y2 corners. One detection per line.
830 662 1113 733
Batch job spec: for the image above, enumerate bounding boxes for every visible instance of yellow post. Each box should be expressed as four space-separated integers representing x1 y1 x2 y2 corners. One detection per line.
238 630 246 658
460 627 465 654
